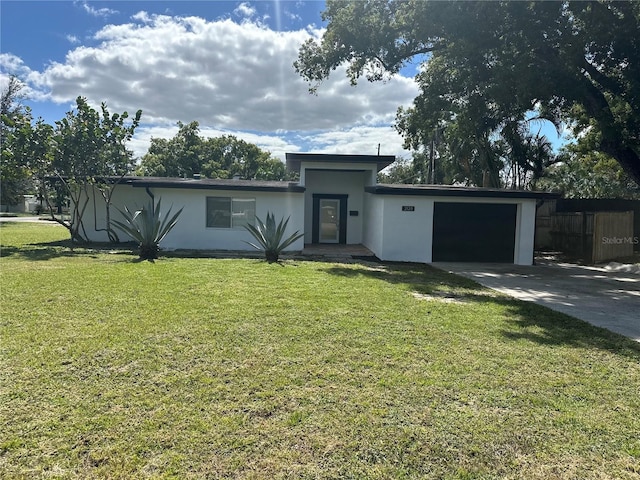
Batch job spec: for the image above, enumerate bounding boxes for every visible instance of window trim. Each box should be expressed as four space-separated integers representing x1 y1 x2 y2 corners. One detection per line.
206 196 256 229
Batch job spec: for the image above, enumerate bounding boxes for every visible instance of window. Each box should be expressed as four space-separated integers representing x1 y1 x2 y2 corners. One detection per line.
206 197 255 228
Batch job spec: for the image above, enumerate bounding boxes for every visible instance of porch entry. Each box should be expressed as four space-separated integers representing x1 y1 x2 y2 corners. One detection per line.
312 194 348 244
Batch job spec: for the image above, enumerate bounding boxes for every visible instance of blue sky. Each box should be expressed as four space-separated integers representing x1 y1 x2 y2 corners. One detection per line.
1 1 564 164
1 1 419 161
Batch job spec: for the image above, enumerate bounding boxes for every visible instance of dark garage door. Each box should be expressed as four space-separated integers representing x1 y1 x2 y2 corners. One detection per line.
432 202 517 262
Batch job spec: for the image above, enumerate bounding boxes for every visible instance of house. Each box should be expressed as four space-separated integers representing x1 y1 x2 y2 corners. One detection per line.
0 194 40 214
80 153 557 264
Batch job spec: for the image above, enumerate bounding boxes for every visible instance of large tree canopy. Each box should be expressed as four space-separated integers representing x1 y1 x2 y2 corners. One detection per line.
295 1 640 187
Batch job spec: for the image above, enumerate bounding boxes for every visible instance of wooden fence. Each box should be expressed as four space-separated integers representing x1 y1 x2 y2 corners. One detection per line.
593 212 635 263
550 211 634 263
556 198 640 252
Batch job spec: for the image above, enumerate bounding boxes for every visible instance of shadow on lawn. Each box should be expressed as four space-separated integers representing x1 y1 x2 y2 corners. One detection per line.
0 236 266 263
498 301 640 357
326 262 640 359
0 239 137 261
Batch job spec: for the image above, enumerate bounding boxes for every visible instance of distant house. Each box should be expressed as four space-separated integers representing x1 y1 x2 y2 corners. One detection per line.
1 195 40 214
79 153 557 264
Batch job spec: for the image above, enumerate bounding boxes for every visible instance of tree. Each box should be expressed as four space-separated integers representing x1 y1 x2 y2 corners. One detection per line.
539 152 640 199
538 131 640 199
1 76 32 207
377 150 449 185
200 134 287 180
501 124 556 190
138 122 289 180
377 157 416 184
0 76 25 121
295 1 640 187
45 97 142 242
138 121 202 178
381 122 556 188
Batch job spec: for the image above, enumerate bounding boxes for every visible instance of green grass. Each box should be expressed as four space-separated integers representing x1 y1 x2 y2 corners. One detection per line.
1 222 640 479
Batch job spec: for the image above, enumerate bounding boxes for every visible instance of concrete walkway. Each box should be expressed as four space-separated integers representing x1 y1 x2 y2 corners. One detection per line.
433 260 640 342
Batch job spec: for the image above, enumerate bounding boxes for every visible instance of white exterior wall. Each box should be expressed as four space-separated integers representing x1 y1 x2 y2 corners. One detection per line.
362 193 384 256
302 169 370 244
78 176 539 264
155 188 304 251
80 184 147 243
299 161 377 187
367 195 539 265
379 196 433 263
80 185 305 251
514 200 537 265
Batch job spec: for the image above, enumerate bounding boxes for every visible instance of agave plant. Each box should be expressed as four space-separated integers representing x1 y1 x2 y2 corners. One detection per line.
112 198 183 260
244 212 304 263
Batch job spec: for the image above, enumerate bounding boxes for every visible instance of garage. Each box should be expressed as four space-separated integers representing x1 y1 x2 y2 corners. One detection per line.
364 183 557 265
432 202 517 262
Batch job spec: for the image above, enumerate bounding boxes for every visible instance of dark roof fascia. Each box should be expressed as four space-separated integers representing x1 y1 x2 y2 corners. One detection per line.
304 168 373 174
122 177 305 193
286 153 395 173
365 184 561 200
43 175 127 184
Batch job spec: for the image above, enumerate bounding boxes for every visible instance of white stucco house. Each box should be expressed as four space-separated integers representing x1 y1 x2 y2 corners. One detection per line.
80 153 557 265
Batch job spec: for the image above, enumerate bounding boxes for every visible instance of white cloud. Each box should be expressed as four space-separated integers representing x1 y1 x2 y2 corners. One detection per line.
0 53 29 74
14 13 416 160
66 34 80 44
233 2 257 19
80 2 118 18
131 11 151 23
0 54 49 101
31 14 418 130
302 126 408 158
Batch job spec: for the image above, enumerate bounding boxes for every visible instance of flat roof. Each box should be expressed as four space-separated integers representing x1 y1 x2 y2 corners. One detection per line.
119 176 305 193
365 184 560 199
286 153 395 173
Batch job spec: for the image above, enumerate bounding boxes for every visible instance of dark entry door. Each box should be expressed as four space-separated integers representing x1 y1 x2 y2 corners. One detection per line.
432 202 517 262
312 194 348 244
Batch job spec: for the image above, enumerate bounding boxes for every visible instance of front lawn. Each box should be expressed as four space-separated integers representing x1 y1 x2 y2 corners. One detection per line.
1 222 639 479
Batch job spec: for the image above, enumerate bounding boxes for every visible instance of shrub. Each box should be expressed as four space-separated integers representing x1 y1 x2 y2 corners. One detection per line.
112 198 183 260
244 212 304 263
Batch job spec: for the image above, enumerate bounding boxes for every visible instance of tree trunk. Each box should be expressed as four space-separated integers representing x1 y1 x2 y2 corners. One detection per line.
577 75 640 188
600 143 640 188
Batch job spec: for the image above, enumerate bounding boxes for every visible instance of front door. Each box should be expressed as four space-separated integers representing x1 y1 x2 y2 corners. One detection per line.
312 194 348 244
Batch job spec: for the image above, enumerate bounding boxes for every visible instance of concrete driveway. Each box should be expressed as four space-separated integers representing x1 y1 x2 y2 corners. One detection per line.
433 260 640 342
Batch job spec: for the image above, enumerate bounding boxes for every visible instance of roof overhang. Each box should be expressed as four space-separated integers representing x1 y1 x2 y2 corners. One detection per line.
365 184 561 200
286 153 395 173
89 176 306 193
